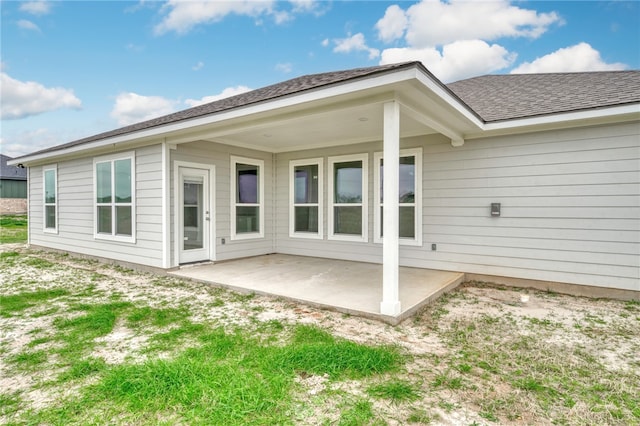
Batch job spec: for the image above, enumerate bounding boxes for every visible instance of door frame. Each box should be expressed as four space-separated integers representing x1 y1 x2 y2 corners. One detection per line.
173 161 216 265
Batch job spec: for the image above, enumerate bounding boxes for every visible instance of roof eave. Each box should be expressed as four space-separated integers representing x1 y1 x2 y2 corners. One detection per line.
470 103 640 138
12 62 477 165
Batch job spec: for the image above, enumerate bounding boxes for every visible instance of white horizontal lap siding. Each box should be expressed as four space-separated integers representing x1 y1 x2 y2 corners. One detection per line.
412 122 640 291
29 145 165 268
170 141 274 264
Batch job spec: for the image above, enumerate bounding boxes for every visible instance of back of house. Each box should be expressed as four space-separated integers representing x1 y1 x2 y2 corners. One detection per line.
10 62 640 312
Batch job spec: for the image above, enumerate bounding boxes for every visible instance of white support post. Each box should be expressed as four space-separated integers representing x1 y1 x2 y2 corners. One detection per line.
381 100 401 316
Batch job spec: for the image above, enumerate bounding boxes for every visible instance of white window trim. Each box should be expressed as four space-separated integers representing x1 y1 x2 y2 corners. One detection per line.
328 153 368 243
289 158 323 240
373 148 422 247
230 155 265 240
42 164 58 234
93 151 136 243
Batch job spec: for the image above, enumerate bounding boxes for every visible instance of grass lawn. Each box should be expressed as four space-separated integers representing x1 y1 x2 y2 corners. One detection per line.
0 244 638 424
0 215 27 244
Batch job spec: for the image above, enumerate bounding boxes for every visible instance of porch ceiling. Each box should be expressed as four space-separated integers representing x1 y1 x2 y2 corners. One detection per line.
207 102 437 152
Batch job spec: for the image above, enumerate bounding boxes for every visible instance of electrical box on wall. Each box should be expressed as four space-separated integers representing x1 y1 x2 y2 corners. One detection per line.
491 203 501 217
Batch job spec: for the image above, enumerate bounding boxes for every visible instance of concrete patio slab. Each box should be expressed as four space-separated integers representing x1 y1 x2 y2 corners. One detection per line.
169 254 465 324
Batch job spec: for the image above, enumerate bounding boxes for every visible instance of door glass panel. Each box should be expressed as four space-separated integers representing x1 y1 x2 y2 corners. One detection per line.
183 179 203 251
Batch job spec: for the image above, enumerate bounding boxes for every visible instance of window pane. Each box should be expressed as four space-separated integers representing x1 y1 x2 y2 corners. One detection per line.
115 206 132 236
380 206 416 239
45 206 56 229
96 162 112 203
237 163 258 203
44 170 56 203
334 206 361 235
400 156 415 203
294 165 318 204
295 206 318 233
97 206 112 234
400 206 415 238
334 161 362 203
379 156 416 203
236 206 259 233
114 159 132 203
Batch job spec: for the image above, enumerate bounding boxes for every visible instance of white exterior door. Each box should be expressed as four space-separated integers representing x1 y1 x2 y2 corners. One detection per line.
178 167 212 264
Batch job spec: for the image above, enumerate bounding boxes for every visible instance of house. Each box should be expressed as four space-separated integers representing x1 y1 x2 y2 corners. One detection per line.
0 154 28 215
10 61 640 315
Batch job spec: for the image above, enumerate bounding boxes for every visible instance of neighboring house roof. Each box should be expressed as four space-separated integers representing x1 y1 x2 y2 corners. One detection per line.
11 62 640 162
447 71 640 122
0 154 27 180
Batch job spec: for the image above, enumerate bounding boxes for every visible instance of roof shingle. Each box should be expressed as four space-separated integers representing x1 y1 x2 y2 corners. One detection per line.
446 71 640 122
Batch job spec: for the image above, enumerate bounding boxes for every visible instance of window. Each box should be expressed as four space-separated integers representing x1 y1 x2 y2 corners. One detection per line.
231 156 264 240
289 158 323 239
94 153 135 242
43 165 57 233
328 154 368 242
374 148 422 246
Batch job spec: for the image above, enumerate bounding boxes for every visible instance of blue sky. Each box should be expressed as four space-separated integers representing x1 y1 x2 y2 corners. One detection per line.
2 0 639 158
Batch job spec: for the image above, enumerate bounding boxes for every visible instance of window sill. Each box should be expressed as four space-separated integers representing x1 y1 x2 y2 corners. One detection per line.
94 233 136 244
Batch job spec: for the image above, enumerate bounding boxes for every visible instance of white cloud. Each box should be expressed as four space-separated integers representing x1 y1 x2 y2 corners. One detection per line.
511 42 628 74
19 1 52 16
154 0 322 34
321 38 329 47
275 62 292 73
184 86 252 107
380 40 516 83
110 92 176 126
0 73 82 120
154 0 275 34
333 33 380 60
370 0 564 82
401 0 562 48
375 5 407 43
0 128 62 158
192 61 204 71
17 19 41 32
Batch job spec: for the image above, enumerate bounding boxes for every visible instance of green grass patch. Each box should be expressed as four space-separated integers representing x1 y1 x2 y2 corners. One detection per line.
367 379 421 404
0 215 27 243
126 306 189 328
0 391 22 417
0 288 68 317
24 323 401 425
338 399 375 426
8 349 48 371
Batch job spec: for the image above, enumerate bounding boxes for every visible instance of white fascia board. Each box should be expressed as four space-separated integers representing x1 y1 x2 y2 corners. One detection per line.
481 104 640 133
13 69 420 165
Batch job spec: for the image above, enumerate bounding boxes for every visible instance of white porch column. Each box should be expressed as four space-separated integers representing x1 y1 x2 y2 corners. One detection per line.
381 100 401 316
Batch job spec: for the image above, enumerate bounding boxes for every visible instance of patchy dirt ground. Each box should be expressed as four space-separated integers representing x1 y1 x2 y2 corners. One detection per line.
1 244 639 425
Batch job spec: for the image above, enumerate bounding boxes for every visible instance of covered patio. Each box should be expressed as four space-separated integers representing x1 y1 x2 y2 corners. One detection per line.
169 254 465 324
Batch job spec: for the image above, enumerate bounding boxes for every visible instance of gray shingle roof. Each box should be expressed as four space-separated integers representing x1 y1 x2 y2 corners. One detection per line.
1 154 27 180
447 71 640 122
19 62 422 159
12 63 640 161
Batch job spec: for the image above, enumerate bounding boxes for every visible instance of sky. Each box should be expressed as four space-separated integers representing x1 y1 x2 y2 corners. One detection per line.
2 0 639 158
